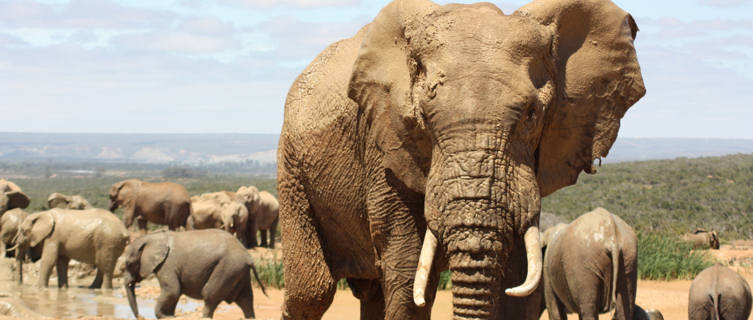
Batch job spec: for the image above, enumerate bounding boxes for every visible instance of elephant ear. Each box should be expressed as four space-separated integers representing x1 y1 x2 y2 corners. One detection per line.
5 191 30 210
138 232 171 279
29 212 55 247
515 0 646 196
347 0 437 193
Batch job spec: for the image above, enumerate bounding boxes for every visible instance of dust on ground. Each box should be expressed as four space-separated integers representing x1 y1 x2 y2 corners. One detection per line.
0 245 752 319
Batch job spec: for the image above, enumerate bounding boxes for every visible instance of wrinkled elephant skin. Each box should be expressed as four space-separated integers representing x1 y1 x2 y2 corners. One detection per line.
277 0 646 319
688 265 752 320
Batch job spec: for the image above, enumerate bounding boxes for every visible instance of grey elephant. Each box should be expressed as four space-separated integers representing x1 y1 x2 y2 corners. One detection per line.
188 192 249 245
47 192 92 210
277 0 645 318
123 229 266 319
541 208 638 320
15 208 129 289
109 179 191 232
688 265 752 320
0 179 30 215
236 186 278 248
682 229 720 250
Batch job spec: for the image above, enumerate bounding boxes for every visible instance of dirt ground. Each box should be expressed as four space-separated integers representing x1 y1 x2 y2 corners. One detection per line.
2 245 752 319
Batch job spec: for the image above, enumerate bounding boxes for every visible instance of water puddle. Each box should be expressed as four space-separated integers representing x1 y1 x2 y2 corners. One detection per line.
0 280 202 318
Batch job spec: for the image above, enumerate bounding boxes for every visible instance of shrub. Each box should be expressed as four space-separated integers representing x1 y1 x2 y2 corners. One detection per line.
637 233 713 280
254 258 285 289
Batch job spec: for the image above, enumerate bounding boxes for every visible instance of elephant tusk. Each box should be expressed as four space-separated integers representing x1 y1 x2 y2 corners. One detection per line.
413 230 437 307
505 226 543 297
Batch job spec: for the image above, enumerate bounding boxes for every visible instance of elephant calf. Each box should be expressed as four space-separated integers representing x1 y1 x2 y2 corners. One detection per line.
682 229 720 249
188 192 249 245
15 208 129 289
235 186 278 248
541 208 638 320
689 265 752 320
124 229 266 319
47 192 92 210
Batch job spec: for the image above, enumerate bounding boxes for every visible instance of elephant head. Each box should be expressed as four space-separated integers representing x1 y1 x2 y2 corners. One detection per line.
109 179 139 212
0 179 30 214
347 0 645 316
15 211 56 264
220 202 248 233
235 186 261 213
123 232 171 318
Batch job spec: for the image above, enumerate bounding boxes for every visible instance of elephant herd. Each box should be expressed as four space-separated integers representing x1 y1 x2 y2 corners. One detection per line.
0 178 278 318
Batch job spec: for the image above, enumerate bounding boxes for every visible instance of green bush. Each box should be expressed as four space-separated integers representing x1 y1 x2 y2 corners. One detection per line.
254 258 285 289
637 233 713 280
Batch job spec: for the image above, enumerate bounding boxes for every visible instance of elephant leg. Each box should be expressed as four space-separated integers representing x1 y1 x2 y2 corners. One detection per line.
544 277 568 320
347 278 385 320
279 171 336 319
89 269 103 289
155 274 181 318
235 284 256 319
37 243 59 287
202 300 219 319
55 256 70 288
613 262 637 320
259 229 268 248
247 219 259 248
93 249 117 289
269 216 278 248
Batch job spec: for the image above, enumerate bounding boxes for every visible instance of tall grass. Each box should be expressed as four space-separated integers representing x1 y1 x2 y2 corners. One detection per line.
637 233 713 280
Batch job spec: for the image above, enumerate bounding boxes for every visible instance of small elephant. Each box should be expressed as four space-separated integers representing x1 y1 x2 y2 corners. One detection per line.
47 192 92 210
541 208 638 320
0 179 30 215
109 179 191 232
0 208 28 258
188 192 249 245
688 265 752 320
682 229 720 250
235 186 278 248
15 208 129 289
123 229 266 319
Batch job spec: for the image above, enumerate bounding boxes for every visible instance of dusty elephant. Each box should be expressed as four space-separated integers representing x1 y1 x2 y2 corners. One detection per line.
682 229 720 250
188 192 249 246
235 186 278 248
540 208 638 320
123 229 266 319
0 208 28 258
15 208 129 289
688 265 752 320
277 0 645 318
109 179 191 232
47 192 92 210
0 179 30 215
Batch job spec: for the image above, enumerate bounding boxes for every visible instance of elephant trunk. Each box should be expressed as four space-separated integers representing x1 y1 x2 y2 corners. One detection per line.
109 200 118 212
448 236 501 320
123 273 139 318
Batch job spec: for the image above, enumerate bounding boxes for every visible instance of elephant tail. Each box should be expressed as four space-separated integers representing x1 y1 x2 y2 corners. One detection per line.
248 257 268 298
710 292 720 320
606 241 620 313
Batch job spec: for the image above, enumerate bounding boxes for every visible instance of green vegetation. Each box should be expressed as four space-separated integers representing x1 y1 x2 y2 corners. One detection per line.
255 258 285 289
637 233 714 280
542 153 753 239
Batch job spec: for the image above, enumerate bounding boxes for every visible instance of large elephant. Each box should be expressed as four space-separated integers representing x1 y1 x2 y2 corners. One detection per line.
277 0 645 318
682 229 720 250
236 186 279 248
15 208 129 289
109 179 191 232
0 179 30 214
0 208 27 258
123 229 266 319
688 265 752 320
540 208 638 320
188 192 250 245
47 192 92 210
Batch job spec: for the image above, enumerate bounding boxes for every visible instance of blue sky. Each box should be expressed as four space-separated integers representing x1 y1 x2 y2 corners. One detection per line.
1 0 752 138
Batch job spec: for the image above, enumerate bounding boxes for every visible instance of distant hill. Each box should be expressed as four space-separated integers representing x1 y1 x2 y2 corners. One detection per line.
1 133 753 165
542 153 753 238
0 133 278 164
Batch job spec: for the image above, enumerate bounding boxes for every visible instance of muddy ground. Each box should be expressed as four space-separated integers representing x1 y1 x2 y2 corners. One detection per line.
0 244 751 319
